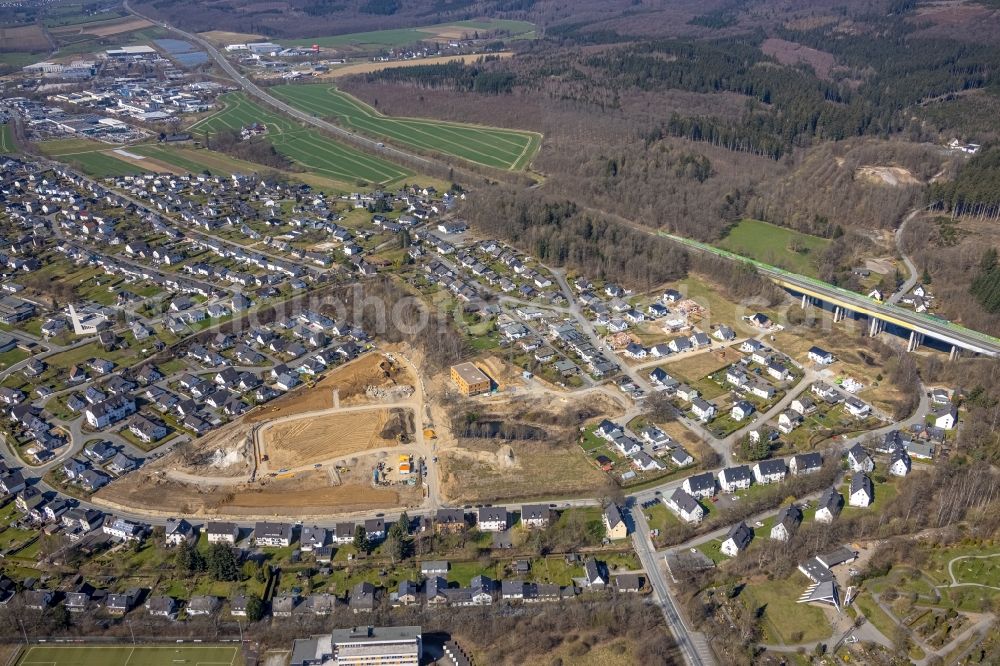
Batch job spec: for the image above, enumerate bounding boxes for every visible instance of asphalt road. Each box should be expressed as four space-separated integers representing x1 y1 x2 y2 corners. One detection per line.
887 207 923 306
631 505 715 665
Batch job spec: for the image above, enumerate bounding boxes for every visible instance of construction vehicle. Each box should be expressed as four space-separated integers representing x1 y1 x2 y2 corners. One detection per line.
423 429 436 440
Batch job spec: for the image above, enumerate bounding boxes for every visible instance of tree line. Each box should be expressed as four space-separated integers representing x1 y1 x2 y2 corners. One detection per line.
928 146 1000 219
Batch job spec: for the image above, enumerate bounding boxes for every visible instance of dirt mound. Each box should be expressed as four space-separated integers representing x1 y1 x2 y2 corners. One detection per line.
378 408 415 443
856 165 922 187
366 384 414 400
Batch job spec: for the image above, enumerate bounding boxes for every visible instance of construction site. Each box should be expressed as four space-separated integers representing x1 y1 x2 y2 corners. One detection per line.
93 347 627 518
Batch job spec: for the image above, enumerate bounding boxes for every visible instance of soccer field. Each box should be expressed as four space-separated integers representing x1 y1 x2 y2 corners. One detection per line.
0 124 16 154
190 92 412 185
18 644 241 666
270 84 541 171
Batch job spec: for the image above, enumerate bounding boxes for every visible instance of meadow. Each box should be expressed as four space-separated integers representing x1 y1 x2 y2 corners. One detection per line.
717 218 832 277
37 140 151 177
189 92 412 185
271 84 540 170
287 18 535 49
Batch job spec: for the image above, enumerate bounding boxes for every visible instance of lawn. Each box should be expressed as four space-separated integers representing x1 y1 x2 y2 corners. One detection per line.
18 644 242 666
696 538 727 565
717 219 831 278
189 92 412 186
285 18 535 48
0 348 28 371
270 84 540 170
840 476 899 517
742 574 832 645
526 556 585 586
854 591 898 640
447 560 501 586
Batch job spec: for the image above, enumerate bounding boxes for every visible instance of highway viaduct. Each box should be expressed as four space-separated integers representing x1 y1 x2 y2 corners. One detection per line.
660 232 1000 360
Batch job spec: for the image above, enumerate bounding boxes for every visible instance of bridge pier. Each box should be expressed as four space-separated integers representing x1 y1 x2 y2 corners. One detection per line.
833 306 843 323
868 317 884 337
907 331 924 353
949 345 962 362
801 294 808 309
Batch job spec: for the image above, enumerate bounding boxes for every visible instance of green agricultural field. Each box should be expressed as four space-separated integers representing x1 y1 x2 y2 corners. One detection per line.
18 644 242 666
0 124 15 154
271 84 540 170
717 219 832 278
189 93 412 185
287 18 535 49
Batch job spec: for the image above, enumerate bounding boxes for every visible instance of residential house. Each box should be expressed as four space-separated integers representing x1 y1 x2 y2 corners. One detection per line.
665 487 704 524
187 596 220 617
778 410 803 434
683 472 716 499
521 505 551 529
420 561 450 576
106 591 136 615
254 521 293 547
789 452 823 476
845 397 871 418
164 518 195 546
767 362 790 382
721 522 753 557
933 406 957 430
691 397 716 422
849 474 874 507
300 525 328 551
731 400 755 421
770 505 803 541
584 557 608 590
752 459 787 485
671 447 695 467
206 522 239 545
807 346 834 365
146 596 177 618
846 444 874 473
790 396 816 415
434 508 467 532
603 503 628 540
104 517 145 542
889 449 911 477
719 465 753 493
713 325 736 341
349 582 376 613
477 507 508 532
815 488 844 523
